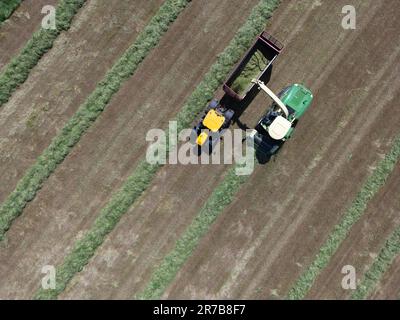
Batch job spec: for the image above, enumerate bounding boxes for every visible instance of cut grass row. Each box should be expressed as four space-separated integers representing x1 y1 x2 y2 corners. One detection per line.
0 0 22 24
0 0 86 107
351 225 400 299
287 135 400 300
0 0 191 240
34 0 281 300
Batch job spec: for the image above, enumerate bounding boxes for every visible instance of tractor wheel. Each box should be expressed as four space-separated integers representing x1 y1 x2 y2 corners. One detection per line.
270 145 280 155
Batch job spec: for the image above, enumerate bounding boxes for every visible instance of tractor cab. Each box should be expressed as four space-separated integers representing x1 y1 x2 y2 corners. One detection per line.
256 101 294 138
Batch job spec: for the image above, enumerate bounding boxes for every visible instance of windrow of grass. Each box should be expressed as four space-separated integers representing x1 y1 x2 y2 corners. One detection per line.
34 0 281 300
0 0 86 106
287 135 400 300
0 0 191 240
0 0 22 25
351 226 400 299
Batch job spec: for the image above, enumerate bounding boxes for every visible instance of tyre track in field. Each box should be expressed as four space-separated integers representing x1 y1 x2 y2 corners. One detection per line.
161 0 400 299
0 0 162 204
0 0 259 299
0 0 58 73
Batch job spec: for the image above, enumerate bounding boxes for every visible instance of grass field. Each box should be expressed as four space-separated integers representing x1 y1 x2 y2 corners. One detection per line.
1 0 400 300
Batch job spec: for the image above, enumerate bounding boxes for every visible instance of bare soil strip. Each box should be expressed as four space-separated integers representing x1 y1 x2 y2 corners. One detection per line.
0 0 58 73
0 0 258 299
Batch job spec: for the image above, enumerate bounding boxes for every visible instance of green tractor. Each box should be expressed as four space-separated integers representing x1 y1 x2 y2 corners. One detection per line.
249 79 313 155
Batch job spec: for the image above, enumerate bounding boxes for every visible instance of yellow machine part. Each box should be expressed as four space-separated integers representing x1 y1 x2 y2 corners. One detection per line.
202 109 225 132
196 132 208 146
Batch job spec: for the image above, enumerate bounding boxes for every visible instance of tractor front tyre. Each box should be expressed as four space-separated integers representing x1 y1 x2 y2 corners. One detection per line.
206 99 219 112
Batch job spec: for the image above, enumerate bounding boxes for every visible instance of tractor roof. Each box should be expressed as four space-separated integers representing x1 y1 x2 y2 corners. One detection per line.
282 84 313 119
203 109 225 132
268 116 292 140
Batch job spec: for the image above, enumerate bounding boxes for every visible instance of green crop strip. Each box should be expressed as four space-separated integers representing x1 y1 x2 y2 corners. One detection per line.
0 0 191 240
287 135 400 300
0 0 86 106
351 226 400 299
231 50 268 96
34 0 280 299
0 0 22 24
